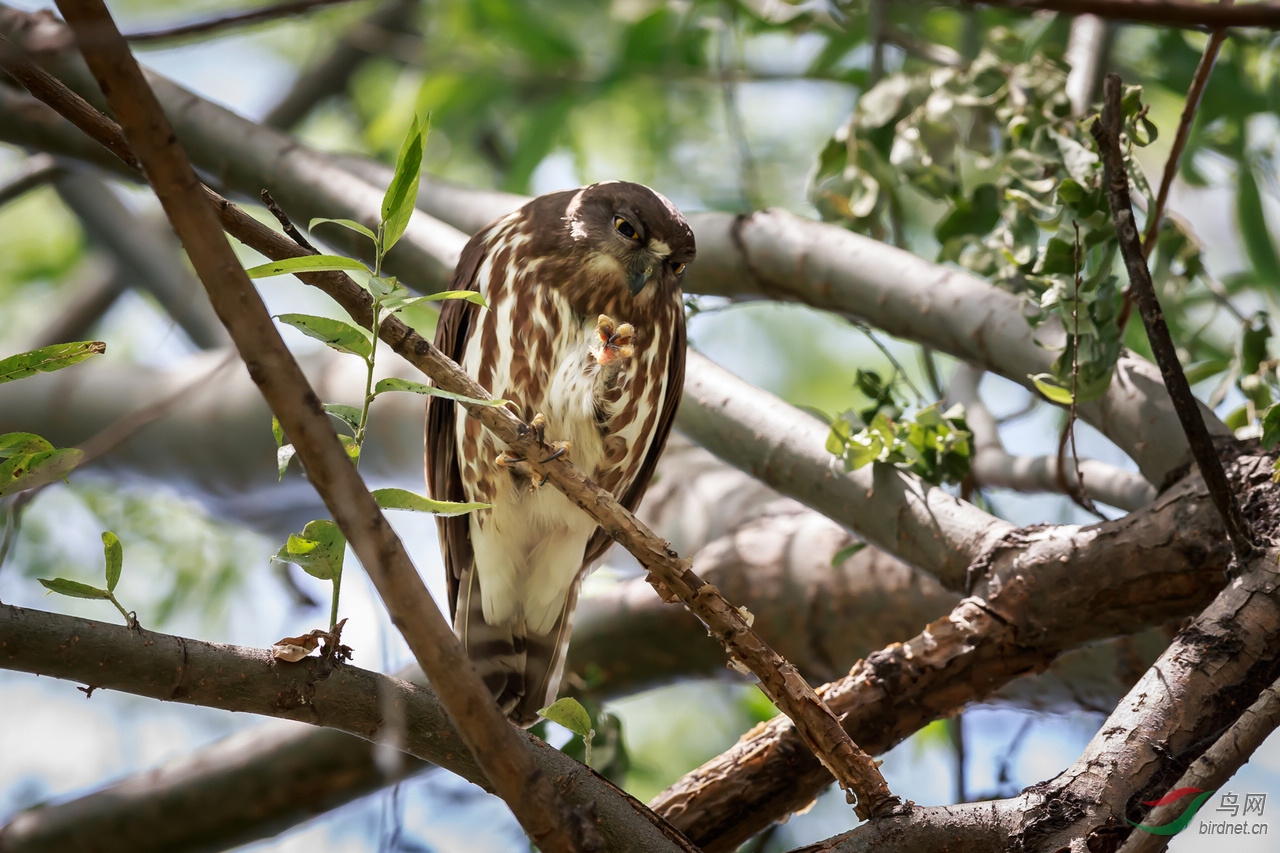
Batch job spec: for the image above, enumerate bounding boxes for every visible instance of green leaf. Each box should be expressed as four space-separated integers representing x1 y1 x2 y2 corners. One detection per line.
1263 404 1280 450
0 448 84 497
101 531 122 593
323 404 363 434
381 113 428 253
338 434 361 462
1237 162 1280 289
245 255 369 279
272 519 345 582
1029 373 1075 405
372 377 506 406
309 217 378 246
271 417 285 448
277 444 297 480
0 341 105 385
831 542 866 566
0 433 54 459
39 577 110 600
384 290 490 313
844 433 884 470
538 697 592 739
276 314 372 357
371 487 489 516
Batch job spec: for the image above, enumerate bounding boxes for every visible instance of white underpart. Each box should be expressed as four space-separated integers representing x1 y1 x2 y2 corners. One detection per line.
457 234 638 636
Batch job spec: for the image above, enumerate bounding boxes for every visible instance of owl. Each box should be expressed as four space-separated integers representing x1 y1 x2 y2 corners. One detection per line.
426 181 693 724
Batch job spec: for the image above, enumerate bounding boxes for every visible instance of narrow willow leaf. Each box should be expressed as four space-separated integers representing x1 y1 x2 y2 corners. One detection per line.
1029 373 1075 405
1237 163 1280 288
277 444 297 480
0 341 105 385
372 487 489 516
245 255 368 279
538 697 592 739
372 377 505 406
309 217 378 245
0 448 84 498
0 433 54 459
323 404 363 434
385 291 489 313
271 416 285 448
39 577 110 600
276 314 372 357
102 531 123 593
381 114 428 253
272 519 345 582
830 542 867 567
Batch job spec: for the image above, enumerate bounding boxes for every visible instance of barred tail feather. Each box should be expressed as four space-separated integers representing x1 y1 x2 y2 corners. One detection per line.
456 567 582 727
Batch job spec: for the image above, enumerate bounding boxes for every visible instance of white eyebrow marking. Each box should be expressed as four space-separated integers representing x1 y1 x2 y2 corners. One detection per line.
648 238 670 257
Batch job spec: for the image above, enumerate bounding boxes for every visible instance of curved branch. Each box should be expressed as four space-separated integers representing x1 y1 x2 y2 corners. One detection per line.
0 603 692 853
948 365 1156 511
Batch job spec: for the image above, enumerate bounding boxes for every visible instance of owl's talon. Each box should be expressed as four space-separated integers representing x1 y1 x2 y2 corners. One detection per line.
592 314 636 367
500 418 569 491
542 440 571 464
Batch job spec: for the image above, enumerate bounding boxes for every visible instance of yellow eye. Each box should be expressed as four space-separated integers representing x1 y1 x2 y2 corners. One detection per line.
614 216 639 240
673 262 687 276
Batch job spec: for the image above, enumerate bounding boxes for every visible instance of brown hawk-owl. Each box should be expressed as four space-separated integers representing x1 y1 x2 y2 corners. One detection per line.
426 181 694 725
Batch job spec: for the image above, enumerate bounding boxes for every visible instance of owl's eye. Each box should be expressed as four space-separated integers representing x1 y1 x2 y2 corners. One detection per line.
672 262 687 276
614 216 639 240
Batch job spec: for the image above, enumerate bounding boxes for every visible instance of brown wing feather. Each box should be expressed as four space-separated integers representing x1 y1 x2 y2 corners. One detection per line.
425 225 493 619
581 317 686 567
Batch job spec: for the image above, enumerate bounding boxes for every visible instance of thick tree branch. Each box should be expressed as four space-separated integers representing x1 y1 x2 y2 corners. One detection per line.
962 0 1280 30
0 603 692 853
3 10 901 822
649 448 1250 850
1093 72 1255 558
948 365 1156 510
44 3 595 848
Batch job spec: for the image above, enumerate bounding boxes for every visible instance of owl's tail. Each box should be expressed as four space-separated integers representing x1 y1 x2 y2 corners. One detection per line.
456 569 581 728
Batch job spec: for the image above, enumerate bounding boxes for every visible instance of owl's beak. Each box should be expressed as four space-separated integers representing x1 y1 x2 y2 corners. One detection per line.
629 266 652 295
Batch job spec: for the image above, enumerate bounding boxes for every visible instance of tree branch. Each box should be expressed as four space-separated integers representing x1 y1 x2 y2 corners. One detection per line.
123 0 367 46
948 365 1156 511
1092 72 1256 558
649 446 1250 850
961 0 1280 30
42 3 596 848
0 0 1219 485
0 603 692 853
0 150 59 204
2 9 902 822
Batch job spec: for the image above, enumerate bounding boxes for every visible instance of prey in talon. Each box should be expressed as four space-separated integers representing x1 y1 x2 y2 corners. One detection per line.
592 314 635 367
426 181 694 725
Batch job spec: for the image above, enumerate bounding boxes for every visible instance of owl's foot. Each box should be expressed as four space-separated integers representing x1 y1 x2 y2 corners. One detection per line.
591 314 635 367
497 414 571 491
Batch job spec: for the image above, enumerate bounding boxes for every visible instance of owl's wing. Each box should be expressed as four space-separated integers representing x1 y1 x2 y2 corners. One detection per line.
581 316 686 568
425 224 493 620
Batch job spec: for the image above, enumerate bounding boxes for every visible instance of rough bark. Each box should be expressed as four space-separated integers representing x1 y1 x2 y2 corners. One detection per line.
650 446 1250 851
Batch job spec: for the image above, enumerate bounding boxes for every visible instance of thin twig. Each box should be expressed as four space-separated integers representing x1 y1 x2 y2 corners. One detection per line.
1061 221 1102 517
0 152 60 206
123 0 364 45
261 188 316 252
962 0 1280 30
1118 0 1231 331
42 4 597 850
1092 73 1255 559
0 13 900 823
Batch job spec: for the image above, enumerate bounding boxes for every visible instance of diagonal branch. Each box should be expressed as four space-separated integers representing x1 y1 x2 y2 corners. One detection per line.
40 3 595 849
0 11 900 822
0 603 692 853
1092 72 1256 559
123 0 366 45
959 0 1280 30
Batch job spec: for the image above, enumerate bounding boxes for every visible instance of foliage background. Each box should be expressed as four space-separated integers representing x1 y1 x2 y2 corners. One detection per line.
2 0 1280 850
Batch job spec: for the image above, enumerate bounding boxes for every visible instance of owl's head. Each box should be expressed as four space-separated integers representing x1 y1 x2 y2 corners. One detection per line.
561 181 696 297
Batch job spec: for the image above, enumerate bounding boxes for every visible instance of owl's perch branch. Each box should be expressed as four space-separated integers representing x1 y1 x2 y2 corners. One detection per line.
954 0 1280 30
1092 73 1256 560
12 8 598 852
0 603 694 853
1 15 900 822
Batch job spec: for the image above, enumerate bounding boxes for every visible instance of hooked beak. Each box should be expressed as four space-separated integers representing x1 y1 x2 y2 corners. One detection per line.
629 266 653 296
